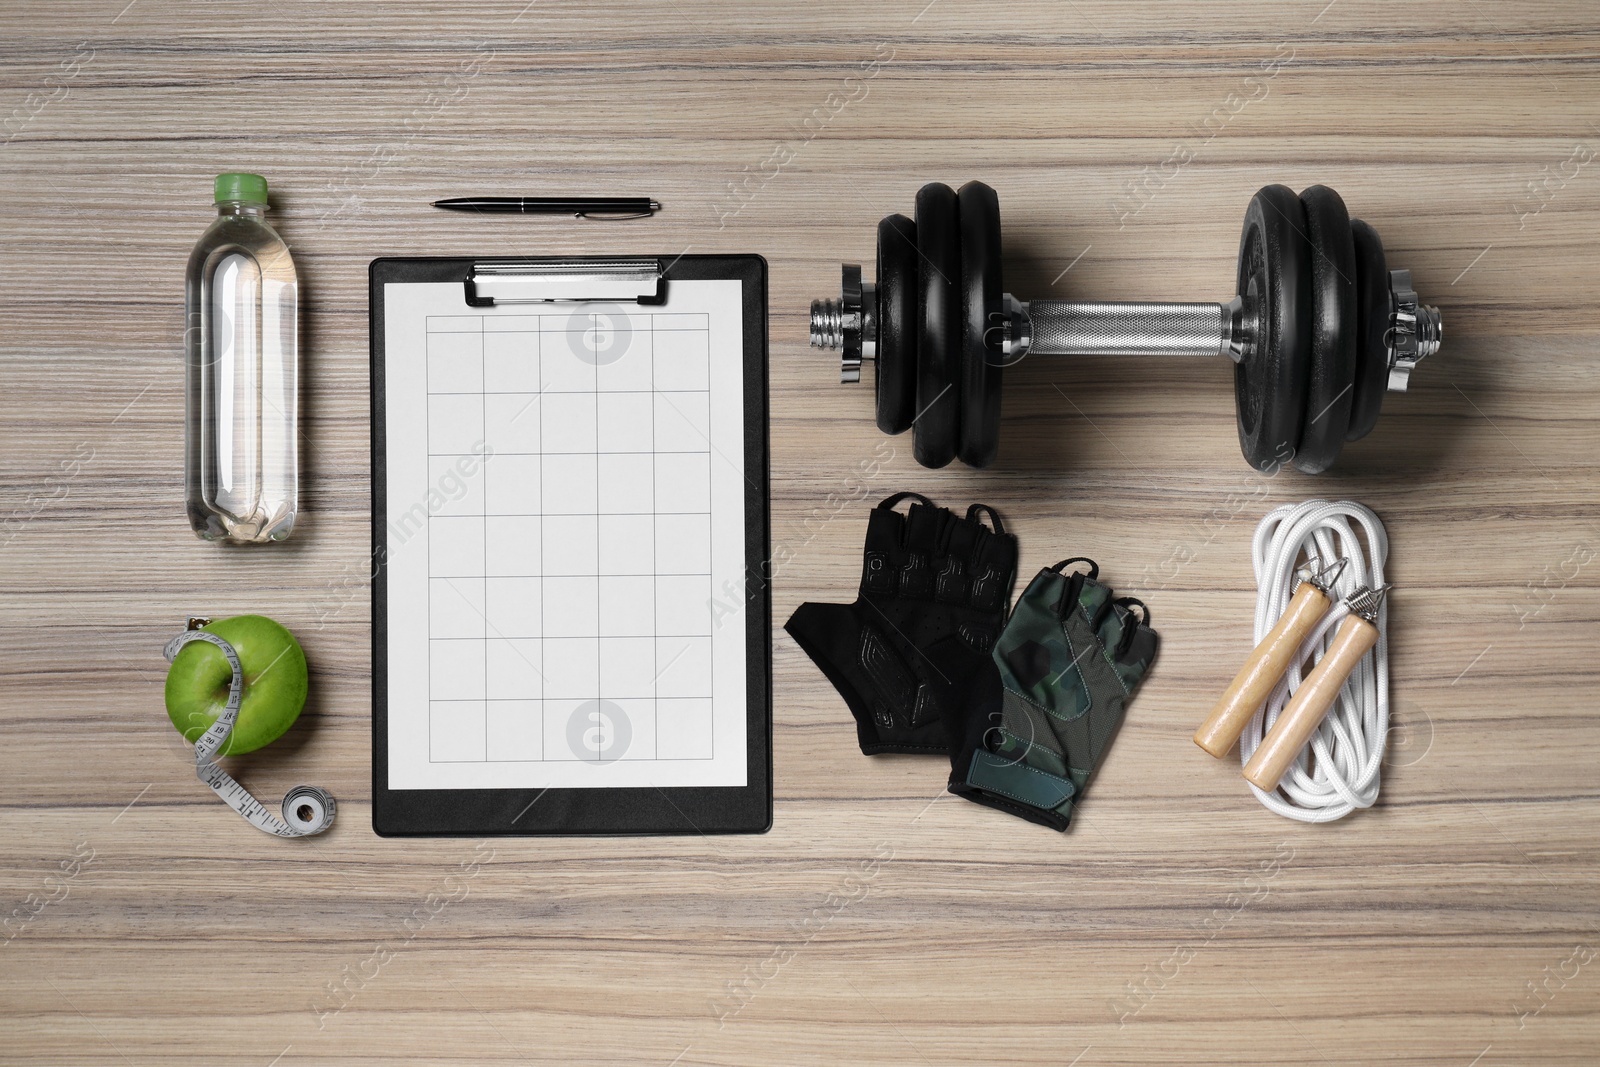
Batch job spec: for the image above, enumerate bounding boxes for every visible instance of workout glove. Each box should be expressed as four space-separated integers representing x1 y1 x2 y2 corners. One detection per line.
785 492 1018 755
947 559 1158 831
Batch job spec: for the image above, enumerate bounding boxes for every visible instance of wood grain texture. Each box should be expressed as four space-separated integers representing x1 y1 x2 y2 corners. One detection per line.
2 1 1598 1064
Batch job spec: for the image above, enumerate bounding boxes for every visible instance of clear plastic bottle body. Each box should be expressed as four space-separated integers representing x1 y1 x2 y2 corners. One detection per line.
184 201 298 542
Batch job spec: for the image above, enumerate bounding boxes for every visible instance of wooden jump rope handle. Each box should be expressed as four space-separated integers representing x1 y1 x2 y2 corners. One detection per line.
1242 614 1380 792
1193 582 1331 758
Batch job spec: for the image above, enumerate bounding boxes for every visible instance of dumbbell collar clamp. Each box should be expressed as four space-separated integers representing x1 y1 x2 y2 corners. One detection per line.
1385 269 1441 392
811 264 875 383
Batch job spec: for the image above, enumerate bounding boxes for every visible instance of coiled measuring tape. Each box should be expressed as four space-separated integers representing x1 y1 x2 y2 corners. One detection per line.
163 622 336 837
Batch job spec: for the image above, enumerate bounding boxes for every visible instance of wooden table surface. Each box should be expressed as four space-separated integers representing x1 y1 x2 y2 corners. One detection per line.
3 2 1598 1064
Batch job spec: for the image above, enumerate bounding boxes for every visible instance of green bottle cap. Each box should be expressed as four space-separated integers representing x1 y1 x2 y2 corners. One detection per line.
214 172 268 204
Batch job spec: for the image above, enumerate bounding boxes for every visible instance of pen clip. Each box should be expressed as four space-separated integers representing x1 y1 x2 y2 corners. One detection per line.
575 201 660 221
576 209 655 221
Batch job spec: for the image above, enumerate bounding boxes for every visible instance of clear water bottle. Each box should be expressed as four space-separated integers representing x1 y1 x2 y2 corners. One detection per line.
184 173 299 543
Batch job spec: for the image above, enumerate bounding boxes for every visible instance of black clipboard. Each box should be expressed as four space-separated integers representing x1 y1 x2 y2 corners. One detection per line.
369 254 770 835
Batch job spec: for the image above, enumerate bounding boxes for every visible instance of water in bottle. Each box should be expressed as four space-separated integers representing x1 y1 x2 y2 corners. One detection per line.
184 172 298 543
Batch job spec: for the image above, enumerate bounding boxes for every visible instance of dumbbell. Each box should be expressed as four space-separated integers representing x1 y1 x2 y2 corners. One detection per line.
808 182 1442 473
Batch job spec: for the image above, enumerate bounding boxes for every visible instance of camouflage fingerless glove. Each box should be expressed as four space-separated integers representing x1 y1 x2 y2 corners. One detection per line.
947 558 1158 831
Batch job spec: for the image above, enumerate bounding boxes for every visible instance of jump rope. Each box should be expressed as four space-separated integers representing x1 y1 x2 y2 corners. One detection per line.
1196 499 1391 822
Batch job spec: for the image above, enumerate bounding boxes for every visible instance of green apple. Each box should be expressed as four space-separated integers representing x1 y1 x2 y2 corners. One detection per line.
165 615 308 756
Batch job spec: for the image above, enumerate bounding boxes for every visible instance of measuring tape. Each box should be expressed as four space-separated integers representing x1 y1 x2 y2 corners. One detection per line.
163 625 335 837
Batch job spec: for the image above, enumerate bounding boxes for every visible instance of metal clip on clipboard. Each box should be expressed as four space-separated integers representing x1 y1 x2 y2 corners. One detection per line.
464 257 667 308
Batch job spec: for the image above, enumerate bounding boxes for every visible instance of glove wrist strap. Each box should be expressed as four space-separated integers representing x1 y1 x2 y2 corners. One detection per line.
955 750 1076 831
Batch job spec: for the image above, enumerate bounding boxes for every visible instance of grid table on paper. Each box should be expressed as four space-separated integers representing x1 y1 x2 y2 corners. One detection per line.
421 310 716 765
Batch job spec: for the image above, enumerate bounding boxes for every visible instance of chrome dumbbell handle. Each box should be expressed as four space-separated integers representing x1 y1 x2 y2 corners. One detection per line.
809 282 1244 372
1022 300 1242 360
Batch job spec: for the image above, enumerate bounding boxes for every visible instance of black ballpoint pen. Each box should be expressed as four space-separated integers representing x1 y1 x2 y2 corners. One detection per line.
432 196 661 220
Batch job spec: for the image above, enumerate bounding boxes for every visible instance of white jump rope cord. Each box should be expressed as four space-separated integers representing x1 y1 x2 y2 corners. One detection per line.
1237 500 1389 822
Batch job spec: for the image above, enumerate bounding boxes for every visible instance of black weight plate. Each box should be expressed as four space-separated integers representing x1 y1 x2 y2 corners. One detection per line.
1234 184 1312 473
913 182 962 469
875 213 919 435
1346 218 1389 442
1293 185 1358 474
957 180 1003 468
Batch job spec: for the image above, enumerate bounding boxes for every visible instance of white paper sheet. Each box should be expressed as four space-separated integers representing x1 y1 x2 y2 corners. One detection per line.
382 280 748 789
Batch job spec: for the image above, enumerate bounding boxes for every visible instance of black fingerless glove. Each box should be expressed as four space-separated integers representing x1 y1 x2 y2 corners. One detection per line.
785 492 1019 755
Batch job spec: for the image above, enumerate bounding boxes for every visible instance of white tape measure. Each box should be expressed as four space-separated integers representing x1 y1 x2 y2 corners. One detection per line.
163 624 335 837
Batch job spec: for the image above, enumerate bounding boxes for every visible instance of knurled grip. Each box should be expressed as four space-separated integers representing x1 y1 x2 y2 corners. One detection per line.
1026 300 1227 358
